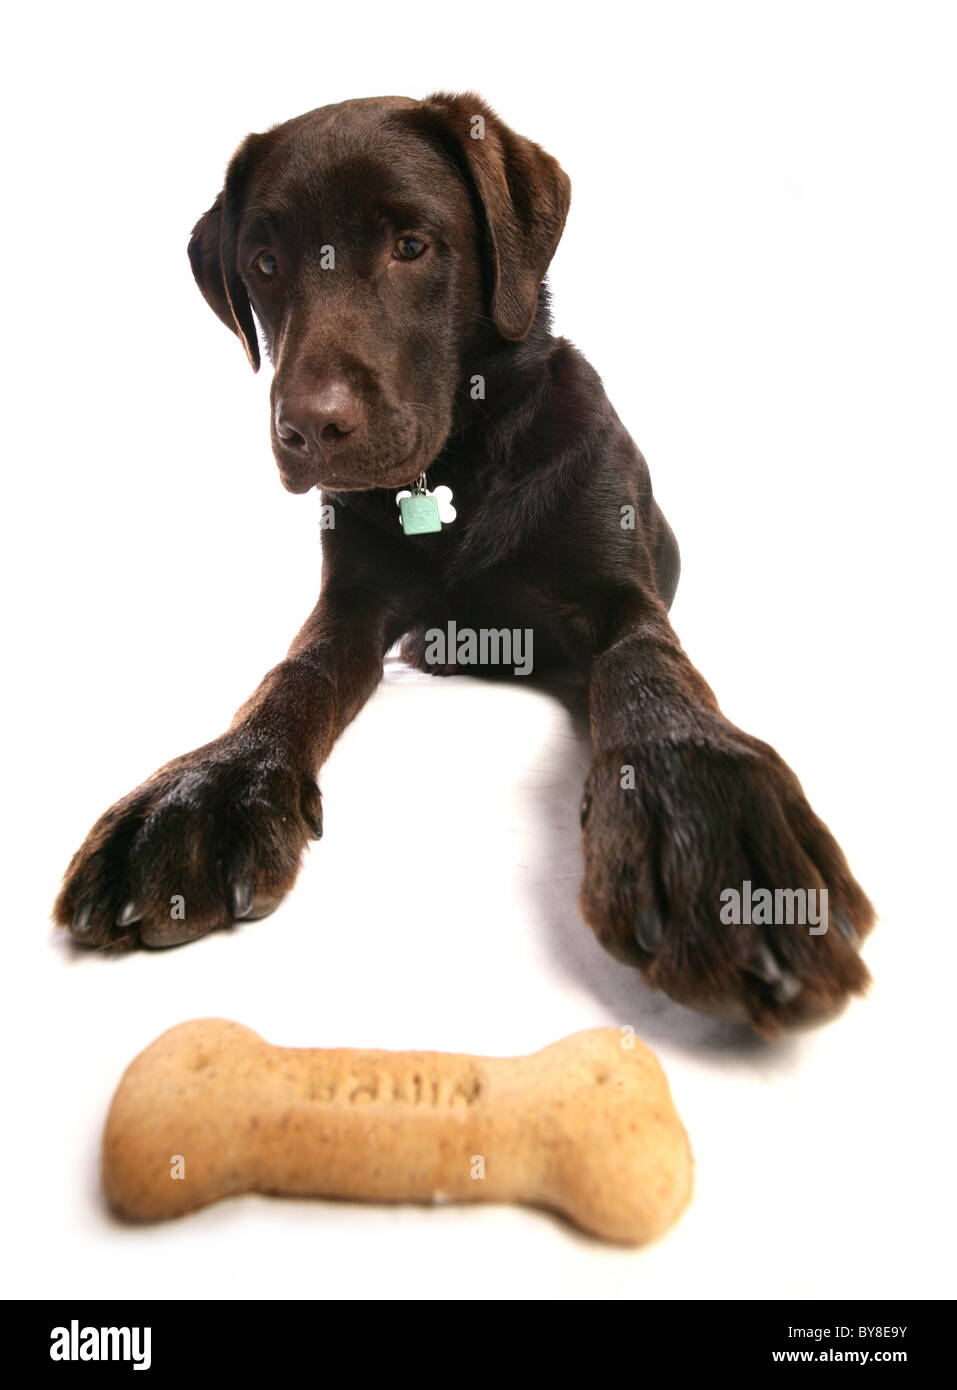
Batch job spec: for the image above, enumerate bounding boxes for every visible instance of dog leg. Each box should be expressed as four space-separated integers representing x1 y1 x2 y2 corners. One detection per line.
55 586 405 948
578 598 875 1032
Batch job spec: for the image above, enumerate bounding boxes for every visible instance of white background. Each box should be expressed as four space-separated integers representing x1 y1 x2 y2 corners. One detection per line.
2 0 955 1301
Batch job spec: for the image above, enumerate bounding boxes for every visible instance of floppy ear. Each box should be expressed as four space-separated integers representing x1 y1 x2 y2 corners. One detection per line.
419 92 571 341
187 135 265 371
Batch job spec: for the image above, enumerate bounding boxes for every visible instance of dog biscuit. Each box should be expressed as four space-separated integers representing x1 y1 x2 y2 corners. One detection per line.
103 1020 693 1244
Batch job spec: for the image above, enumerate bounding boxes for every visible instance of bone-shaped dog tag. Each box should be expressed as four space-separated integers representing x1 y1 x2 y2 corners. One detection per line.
396 476 456 535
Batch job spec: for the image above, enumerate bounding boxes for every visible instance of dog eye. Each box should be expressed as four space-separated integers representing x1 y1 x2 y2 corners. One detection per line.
394 236 426 261
256 252 279 277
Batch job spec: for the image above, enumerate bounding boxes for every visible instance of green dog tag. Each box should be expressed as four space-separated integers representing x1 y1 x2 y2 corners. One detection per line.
398 492 442 535
396 474 455 535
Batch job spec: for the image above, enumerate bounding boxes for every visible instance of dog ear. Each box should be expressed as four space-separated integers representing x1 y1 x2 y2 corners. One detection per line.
187 135 265 371
419 92 571 341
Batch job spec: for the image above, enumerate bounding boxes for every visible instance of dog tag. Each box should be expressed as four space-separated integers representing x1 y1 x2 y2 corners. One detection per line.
398 491 441 534
396 475 455 535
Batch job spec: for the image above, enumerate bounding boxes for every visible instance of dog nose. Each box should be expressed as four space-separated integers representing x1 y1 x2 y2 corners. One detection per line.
275 384 363 455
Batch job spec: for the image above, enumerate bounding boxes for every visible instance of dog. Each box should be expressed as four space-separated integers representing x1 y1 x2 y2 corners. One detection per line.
54 93 875 1032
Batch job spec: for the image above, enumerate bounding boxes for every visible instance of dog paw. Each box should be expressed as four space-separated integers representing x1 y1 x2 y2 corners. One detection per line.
579 726 876 1033
53 734 323 948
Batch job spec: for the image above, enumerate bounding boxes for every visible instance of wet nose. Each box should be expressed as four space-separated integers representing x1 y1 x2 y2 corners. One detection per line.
274 383 363 455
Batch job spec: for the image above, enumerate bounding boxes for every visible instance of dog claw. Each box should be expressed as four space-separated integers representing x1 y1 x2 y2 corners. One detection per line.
770 970 802 1005
230 881 254 920
71 902 93 935
744 945 779 983
580 789 591 828
307 811 323 840
834 913 858 946
744 946 802 1004
633 910 664 954
116 900 143 928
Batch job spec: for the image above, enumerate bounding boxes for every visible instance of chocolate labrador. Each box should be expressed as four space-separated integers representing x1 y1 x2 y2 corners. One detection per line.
54 93 875 1031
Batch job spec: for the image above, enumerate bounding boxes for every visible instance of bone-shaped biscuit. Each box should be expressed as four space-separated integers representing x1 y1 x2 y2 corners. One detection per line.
102 1020 693 1244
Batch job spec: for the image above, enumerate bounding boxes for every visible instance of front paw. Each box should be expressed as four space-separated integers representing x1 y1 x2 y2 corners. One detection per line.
579 728 876 1033
53 735 323 948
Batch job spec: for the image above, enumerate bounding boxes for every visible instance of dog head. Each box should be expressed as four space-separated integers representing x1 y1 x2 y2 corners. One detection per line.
188 93 570 493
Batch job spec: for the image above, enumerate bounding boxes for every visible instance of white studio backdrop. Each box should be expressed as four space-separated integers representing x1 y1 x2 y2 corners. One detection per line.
1 0 955 1299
